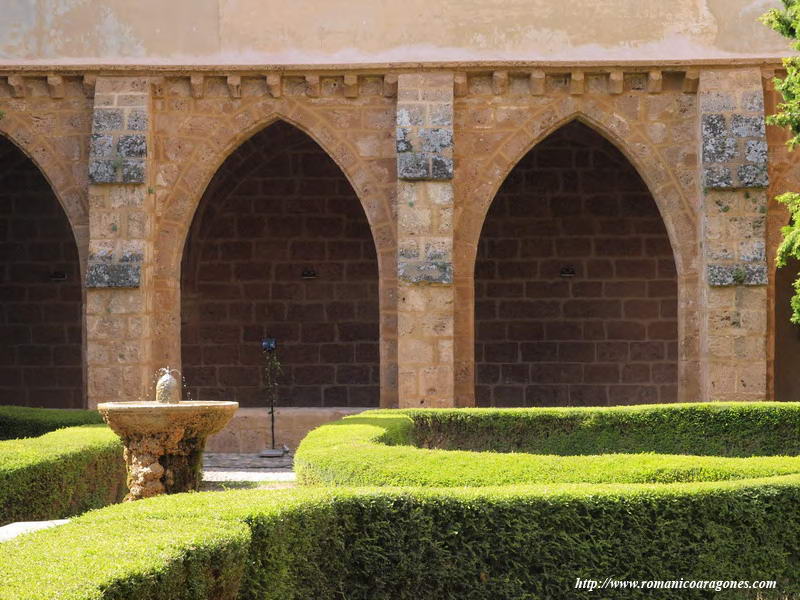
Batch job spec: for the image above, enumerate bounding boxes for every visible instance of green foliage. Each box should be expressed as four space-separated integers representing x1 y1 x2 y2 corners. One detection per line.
294 404 800 487
1 482 800 599
763 2 800 322
262 348 282 408
4 404 800 598
0 405 104 440
0 424 126 525
0 510 250 600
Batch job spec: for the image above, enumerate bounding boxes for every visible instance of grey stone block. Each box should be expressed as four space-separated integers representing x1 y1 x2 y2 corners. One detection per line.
430 156 454 180
127 109 148 131
117 135 147 158
92 109 123 131
699 92 736 112
731 114 765 137
741 90 765 112
701 115 736 163
420 128 453 153
703 166 733 189
736 164 769 188
739 239 766 263
90 134 113 158
397 152 429 180
744 264 768 285
85 262 142 288
122 159 146 184
745 140 768 165
702 135 736 164
396 105 425 127
398 260 453 284
398 243 420 259
707 263 767 287
88 159 117 184
396 127 413 153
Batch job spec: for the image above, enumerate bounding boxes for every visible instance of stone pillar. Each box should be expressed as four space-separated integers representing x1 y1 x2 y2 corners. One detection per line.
698 68 769 401
85 77 154 407
395 73 456 407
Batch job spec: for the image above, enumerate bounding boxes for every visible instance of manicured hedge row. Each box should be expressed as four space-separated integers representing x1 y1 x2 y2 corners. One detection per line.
0 425 126 525
0 405 104 440
1 480 799 599
406 402 800 457
294 404 800 487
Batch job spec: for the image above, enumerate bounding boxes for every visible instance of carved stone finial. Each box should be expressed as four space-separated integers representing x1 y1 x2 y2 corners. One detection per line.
155 369 181 404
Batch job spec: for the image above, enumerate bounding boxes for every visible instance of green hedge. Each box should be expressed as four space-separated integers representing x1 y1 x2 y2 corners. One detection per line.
1 480 798 599
406 402 800 456
0 425 126 525
0 405 104 440
3 403 800 599
294 404 800 487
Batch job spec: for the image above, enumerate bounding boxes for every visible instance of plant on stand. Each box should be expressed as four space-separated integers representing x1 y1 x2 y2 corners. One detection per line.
260 337 288 457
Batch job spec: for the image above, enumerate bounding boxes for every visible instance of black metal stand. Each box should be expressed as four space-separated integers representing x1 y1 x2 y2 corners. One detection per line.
259 338 288 458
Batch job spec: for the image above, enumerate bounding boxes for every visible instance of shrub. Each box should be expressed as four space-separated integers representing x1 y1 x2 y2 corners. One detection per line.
0 405 104 441
294 404 800 487
3 403 800 598
1 481 799 599
0 425 125 525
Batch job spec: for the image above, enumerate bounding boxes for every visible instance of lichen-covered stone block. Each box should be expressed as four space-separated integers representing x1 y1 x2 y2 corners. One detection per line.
398 260 454 284
127 110 148 131
89 160 117 184
396 127 412 152
89 81 149 185
703 166 732 188
398 153 429 180
698 76 769 190
122 159 146 183
85 262 142 288
707 263 767 287
90 134 114 157
396 75 453 182
419 128 453 153
736 164 768 188
431 156 454 180
117 135 147 158
93 109 124 131
731 114 765 138
701 115 736 163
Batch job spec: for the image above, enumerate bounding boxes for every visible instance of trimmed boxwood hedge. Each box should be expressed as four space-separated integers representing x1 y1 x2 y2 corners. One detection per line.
3 402 800 599
294 403 800 487
0 405 104 440
1 480 799 599
0 407 125 525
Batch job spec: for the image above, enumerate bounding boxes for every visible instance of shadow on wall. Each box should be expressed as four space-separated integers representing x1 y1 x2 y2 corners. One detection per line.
180 121 380 409
775 256 800 402
475 121 679 408
0 136 83 408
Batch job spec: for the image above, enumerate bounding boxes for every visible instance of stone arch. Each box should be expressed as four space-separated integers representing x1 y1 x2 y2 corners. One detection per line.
454 101 699 405
151 101 396 405
0 128 86 407
0 116 89 268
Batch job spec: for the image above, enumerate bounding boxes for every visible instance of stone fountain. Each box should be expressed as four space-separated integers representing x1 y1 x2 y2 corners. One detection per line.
98 368 237 501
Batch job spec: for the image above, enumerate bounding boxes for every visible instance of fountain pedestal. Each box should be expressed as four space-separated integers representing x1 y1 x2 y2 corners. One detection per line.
97 401 238 501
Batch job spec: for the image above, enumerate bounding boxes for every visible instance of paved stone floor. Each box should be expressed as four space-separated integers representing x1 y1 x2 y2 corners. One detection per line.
201 452 297 491
0 519 70 543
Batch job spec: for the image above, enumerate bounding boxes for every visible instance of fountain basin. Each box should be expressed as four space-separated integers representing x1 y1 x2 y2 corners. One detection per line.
98 401 238 501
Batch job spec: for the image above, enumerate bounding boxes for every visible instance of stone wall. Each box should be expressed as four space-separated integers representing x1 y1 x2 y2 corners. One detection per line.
475 122 678 406
0 65 785 413
181 121 380 407
0 137 83 407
